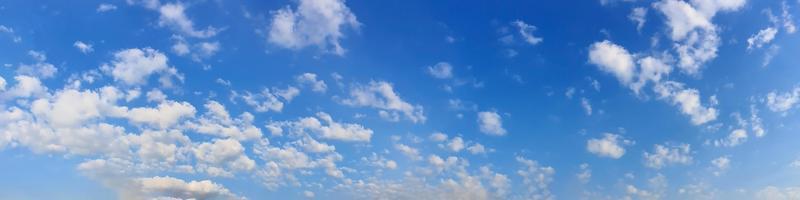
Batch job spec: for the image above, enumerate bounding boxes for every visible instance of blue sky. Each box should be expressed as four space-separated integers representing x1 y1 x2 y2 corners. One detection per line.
0 0 799 199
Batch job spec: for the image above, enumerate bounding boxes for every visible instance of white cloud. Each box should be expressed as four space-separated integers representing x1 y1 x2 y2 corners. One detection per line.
713 129 747 147
644 143 693 169
271 112 373 142
133 176 244 200
30 87 126 128
446 137 465 152
467 143 487 155
588 40 636 85
653 81 718 125
629 7 648 31
126 100 196 129
580 97 593 116
654 0 745 75
106 48 176 86
17 50 58 79
295 73 327 93
478 111 506 136
194 138 257 176
96 3 117 13
238 86 298 113
341 81 426 123
429 132 448 142
710 156 730 176
6 75 48 98
766 86 800 113
516 156 555 199
427 62 454 79
268 0 360 55
73 41 94 54
747 27 778 50
755 186 800 200
586 133 630 159
512 20 543 45
395 143 421 160
186 100 263 141
158 3 219 38
577 163 591 184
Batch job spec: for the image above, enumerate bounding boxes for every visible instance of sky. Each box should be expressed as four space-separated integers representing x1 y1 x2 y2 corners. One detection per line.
0 0 799 199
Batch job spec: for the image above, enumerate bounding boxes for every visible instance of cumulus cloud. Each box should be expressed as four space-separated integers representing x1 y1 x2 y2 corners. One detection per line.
713 129 747 147
427 62 454 79
478 111 506 136
629 7 648 31
511 20 543 45
710 156 730 176
295 73 327 93
516 156 555 199
17 50 58 79
747 27 778 50
654 0 745 75
653 81 718 125
126 100 196 129
132 176 244 200
194 138 257 176
105 48 179 86
73 41 94 53
341 81 426 123
158 3 219 38
96 3 117 12
238 86 299 112
268 0 360 55
186 100 263 141
644 143 693 169
589 40 636 85
269 112 373 142
766 86 800 113
586 133 631 159
755 186 800 200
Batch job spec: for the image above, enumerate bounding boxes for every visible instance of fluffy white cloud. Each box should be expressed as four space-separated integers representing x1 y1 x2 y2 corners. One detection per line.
655 0 745 75
512 20 543 45
766 86 800 113
653 81 718 125
516 156 555 200
30 87 127 128
158 3 219 38
580 97 593 116
133 176 244 200
186 100 263 140
588 40 636 85
270 112 373 142
341 81 426 123
238 86 299 113
395 143 421 160
747 27 778 50
106 48 176 86
629 7 648 31
644 143 693 169
127 100 196 129
96 3 117 12
478 111 506 136
6 75 47 98
446 136 465 152
713 129 747 147
710 156 730 176
295 73 327 93
268 0 360 55
73 41 94 54
427 62 454 79
577 163 591 184
586 133 630 159
194 139 257 176
17 50 57 79
429 132 448 142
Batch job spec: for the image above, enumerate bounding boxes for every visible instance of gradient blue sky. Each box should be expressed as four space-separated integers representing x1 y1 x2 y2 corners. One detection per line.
0 0 799 199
